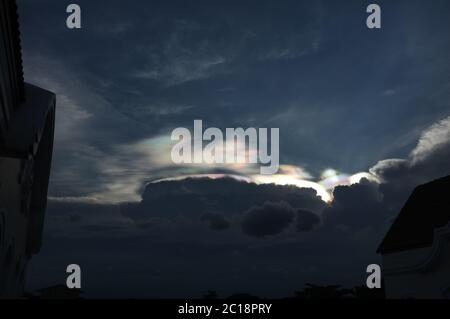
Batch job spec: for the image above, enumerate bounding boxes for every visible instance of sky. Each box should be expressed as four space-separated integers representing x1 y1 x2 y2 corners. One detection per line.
17 0 450 298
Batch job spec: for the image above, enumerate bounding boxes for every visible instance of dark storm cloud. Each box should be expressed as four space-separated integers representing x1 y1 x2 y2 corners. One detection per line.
69 214 82 223
323 179 390 233
33 177 389 298
44 200 133 238
201 213 231 231
32 117 449 299
241 202 296 238
82 224 124 233
296 209 321 232
33 149 449 298
120 177 326 223
240 202 323 237
44 177 328 242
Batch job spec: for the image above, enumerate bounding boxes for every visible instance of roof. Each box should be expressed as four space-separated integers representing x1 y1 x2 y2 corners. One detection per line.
0 0 56 159
377 175 450 254
1 83 55 158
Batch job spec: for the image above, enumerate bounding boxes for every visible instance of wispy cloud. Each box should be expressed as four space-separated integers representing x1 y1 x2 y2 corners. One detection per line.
410 116 450 164
133 56 226 87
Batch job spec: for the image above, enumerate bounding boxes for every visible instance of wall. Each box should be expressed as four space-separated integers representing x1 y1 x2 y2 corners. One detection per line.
382 225 450 299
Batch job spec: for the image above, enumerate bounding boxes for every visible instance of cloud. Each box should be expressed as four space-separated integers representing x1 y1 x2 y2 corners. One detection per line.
93 22 134 38
44 200 133 239
323 179 388 231
23 55 208 203
201 213 231 231
121 177 326 222
241 201 295 238
23 56 94 144
69 214 82 223
296 209 321 232
19 23 369 205
23 55 152 202
130 19 228 86
35 161 431 298
128 4 322 87
371 116 450 178
370 116 450 211
134 55 226 87
410 116 450 164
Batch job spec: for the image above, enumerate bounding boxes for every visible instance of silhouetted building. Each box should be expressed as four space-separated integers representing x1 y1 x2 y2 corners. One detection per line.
0 0 55 298
378 176 450 299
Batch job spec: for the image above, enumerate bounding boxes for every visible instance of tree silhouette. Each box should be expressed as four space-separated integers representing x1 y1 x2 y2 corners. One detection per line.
203 290 219 299
295 284 352 299
350 285 385 299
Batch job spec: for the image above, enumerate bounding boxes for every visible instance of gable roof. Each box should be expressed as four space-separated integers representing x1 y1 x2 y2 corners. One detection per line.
377 175 450 255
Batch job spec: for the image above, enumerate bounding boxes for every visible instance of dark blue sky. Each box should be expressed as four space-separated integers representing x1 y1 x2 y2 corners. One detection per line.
17 0 450 202
16 0 450 297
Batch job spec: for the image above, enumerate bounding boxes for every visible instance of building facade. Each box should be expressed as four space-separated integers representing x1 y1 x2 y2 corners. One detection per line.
0 0 56 298
378 176 450 299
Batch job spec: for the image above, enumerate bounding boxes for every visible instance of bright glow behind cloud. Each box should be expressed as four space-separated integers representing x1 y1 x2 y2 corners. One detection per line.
252 174 332 202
